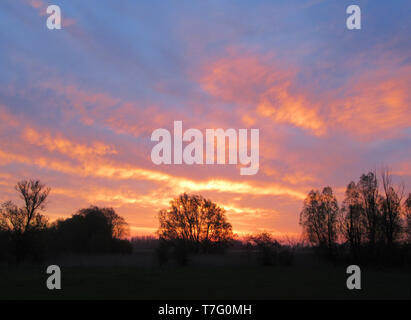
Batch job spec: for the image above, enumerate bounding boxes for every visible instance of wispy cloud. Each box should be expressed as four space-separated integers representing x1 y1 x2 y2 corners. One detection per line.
1 0 410 236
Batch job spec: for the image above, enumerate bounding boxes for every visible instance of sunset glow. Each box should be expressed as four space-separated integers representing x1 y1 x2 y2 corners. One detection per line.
1 0 410 238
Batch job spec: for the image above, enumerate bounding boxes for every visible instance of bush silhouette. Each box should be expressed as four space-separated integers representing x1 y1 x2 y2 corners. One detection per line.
52 206 131 254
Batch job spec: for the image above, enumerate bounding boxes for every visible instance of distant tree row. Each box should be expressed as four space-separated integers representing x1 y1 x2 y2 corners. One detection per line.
299 168 411 264
0 180 235 265
3 169 410 267
0 180 131 263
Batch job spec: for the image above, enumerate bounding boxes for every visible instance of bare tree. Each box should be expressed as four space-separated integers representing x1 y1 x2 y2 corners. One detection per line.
379 168 404 246
0 201 26 233
0 180 50 234
0 180 50 262
300 190 323 247
339 181 365 256
322 186 339 247
404 193 411 244
299 187 338 250
15 179 50 233
357 171 380 247
157 193 233 252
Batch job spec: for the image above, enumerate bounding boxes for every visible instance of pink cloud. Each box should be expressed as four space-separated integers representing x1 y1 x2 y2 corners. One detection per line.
200 50 411 139
200 53 327 135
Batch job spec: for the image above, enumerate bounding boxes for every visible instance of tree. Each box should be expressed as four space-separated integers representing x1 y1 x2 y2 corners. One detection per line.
339 181 365 257
157 193 233 252
0 180 50 234
321 187 339 247
0 179 50 262
379 168 403 246
0 201 26 234
77 206 129 240
404 193 411 244
299 187 338 250
53 206 130 253
15 179 50 233
357 171 380 247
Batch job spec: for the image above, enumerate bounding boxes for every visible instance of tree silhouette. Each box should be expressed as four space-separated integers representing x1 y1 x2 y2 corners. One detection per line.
0 180 50 234
357 171 380 248
0 180 134 261
405 193 411 244
299 187 338 251
379 168 404 246
0 201 26 234
53 206 131 253
300 169 411 264
16 179 50 233
0 179 50 262
157 193 233 253
339 181 365 258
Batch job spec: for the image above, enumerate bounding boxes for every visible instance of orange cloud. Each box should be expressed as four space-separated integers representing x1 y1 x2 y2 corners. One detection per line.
0 105 19 128
3 50 409 237
330 65 411 137
35 176 287 237
201 54 326 135
23 127 118 159
200 51 411 139
282 172 316 185
0 147 306 201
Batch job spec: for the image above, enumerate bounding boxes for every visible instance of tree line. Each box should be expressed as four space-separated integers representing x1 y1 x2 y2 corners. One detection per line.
299 168 411 265
0 180 131 263
2 169 410 267
0 179 237 265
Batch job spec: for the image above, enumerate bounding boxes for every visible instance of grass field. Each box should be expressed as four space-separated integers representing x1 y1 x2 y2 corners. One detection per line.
0 258 410 300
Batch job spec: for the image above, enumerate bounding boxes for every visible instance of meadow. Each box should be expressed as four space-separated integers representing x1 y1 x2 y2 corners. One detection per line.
1 250 409 300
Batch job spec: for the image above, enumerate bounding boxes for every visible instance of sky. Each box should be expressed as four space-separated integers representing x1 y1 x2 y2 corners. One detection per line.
0 0 410 237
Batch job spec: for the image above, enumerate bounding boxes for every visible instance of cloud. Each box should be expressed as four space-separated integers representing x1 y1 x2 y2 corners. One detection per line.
200 53 326 135
200 50 411 139
23 127 118 159
0 105 19 129
36 81 183 137
329 65 411 137
0 147 306 201
2 1 410 237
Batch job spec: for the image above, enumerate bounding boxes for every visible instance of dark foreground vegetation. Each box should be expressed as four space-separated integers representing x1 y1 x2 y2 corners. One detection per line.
0 180 132 264
0 247 409 300
1 168 411 299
